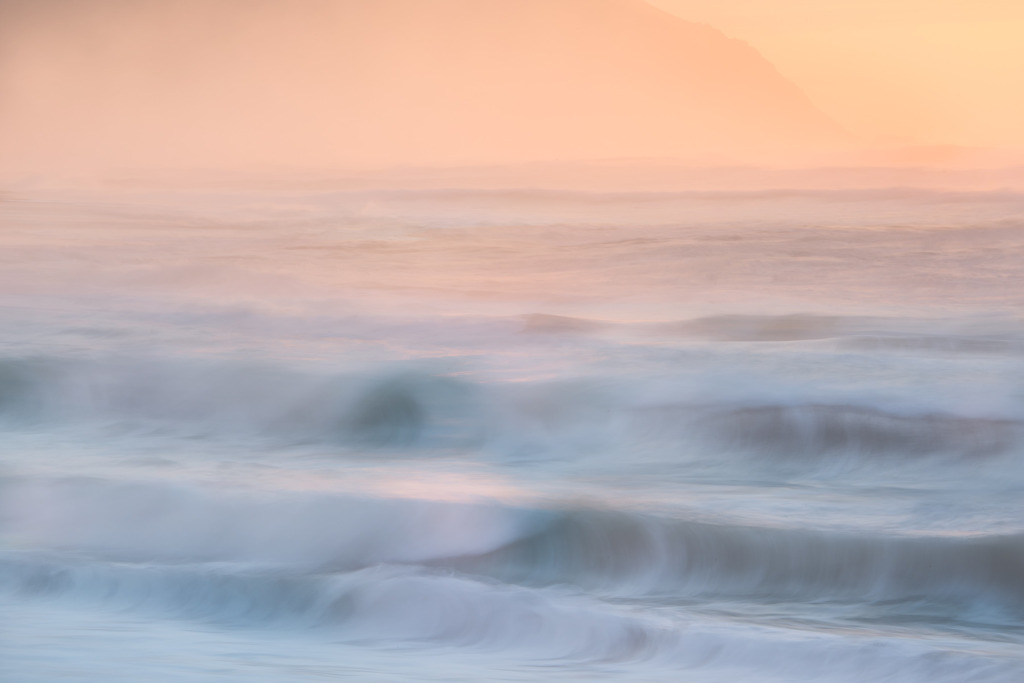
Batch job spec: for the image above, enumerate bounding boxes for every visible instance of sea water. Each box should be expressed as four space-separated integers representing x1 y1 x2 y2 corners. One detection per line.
1 181 1022 681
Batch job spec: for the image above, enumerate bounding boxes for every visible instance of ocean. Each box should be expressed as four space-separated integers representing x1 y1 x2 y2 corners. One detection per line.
1 180 1022 681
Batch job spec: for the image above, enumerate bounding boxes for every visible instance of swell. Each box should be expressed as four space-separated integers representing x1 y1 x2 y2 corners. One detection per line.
0 554 677 662
3 477 1022 621
6 553 1020 681
0 357 494 449
0 355 1019 471
460 508 1024 621
653 314 1024 347
677 404 1018 463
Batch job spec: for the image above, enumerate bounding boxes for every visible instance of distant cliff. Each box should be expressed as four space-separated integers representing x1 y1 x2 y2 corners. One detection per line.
0 0 848 173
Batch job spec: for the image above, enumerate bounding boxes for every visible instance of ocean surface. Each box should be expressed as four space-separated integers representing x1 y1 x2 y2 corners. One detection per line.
1 180 1022 681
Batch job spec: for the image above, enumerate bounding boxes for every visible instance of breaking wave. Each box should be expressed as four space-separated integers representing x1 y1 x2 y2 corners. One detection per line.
3 477 1022 623
0 353 1020 475
6 552 1019 681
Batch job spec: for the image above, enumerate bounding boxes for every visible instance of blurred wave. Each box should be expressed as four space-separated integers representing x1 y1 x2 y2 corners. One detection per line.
2 186 1023 681
0 353 1020 476
2 477 1022 622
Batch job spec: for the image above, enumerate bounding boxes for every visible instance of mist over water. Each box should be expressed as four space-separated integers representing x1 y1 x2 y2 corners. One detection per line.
1 180 1023 681
2 0 1023 680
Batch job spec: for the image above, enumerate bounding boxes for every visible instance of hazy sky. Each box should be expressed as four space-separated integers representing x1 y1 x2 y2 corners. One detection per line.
647 0 1024 149
2 0 1021 179
0 0 845 176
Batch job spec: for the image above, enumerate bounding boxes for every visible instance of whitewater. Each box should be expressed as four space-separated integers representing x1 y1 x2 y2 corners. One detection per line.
1 180 1022 681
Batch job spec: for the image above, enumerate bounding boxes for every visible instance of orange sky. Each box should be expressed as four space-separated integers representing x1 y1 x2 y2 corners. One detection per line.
0 0 845 175
2 0 1022 179
647 0 1024 150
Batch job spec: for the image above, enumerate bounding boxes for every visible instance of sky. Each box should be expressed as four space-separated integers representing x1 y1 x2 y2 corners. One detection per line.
1 0 1022 179
0 0 844 175
646 0 1024 150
